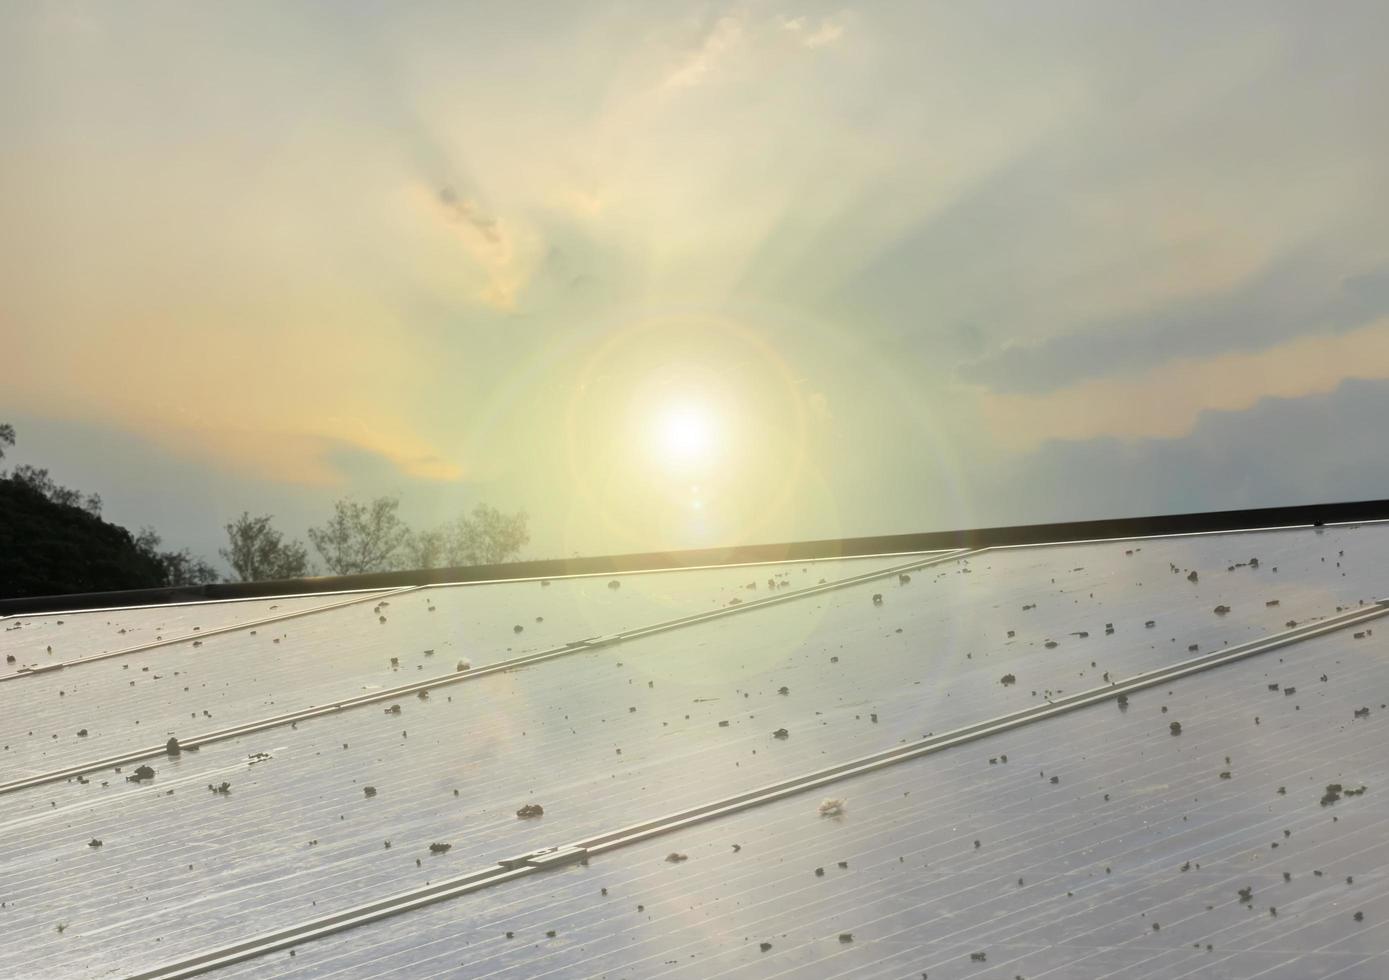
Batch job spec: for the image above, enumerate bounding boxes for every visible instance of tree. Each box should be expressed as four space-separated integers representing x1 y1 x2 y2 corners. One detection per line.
307 496 410 575
442 504 529 566
391 504 529 571
8 464 102 516
0 423 218 596
133 527 221 586
159 548 223 586
398 527 447 571
220 512 313 582
0 478 165 598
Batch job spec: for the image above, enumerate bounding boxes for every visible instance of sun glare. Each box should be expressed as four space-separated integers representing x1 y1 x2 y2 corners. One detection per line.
654 404 716 468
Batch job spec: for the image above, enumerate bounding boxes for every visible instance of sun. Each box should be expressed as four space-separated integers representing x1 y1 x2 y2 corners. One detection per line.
653 404 717 469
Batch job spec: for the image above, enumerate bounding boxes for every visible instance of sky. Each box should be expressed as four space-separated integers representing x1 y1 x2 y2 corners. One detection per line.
4 0 1389 569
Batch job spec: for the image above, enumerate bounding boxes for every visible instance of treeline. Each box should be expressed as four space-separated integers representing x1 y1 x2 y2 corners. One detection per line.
220 499 528 581
0 424 528 597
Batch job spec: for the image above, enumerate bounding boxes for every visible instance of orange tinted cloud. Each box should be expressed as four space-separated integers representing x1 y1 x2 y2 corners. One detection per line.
980 316 1389 449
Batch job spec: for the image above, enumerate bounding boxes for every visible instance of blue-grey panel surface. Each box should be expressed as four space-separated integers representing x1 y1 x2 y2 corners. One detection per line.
0 554 926 775
3 524 1388 979
200 621 1389 980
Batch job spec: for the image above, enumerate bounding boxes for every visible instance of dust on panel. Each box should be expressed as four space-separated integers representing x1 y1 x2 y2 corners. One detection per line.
6 520 1384 777
0 591 384 675
0 554 937 774
3 525 1387 977
196 621 1389 980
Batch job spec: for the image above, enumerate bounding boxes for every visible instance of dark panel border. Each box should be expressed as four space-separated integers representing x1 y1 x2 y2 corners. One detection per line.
4 497 1386 615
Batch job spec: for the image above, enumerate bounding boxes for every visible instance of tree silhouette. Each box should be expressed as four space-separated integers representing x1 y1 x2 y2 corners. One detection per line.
8 464 102 517
133 527 221 586
308 496 410 575
442 503 529 566
220 512 312 581
309 498 530 573
0 478 164 598
399 527 447 571
396 504 529 570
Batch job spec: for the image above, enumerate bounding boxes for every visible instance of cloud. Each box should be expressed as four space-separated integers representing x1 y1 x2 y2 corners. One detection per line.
778 14 846 49
960 260 1389 396
102 421 465 490
438 185 501 246
977 313 1389 450
660 14 744 90
427 183 530 310
979 376 1389 524
658 9 846 92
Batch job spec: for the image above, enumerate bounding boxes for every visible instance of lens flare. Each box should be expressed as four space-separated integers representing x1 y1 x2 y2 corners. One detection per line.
653 404 716 468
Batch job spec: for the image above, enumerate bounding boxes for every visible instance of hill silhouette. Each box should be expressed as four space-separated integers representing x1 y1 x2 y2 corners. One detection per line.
0 477 166 599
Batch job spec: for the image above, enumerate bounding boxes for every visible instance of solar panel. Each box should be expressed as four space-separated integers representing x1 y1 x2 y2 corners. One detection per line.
3 524 1387 978
0 590 390 677
182 616 1389 980
0 554 937 778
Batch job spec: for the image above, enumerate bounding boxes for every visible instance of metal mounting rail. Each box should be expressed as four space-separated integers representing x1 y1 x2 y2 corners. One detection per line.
0 587 417 683
0 550 970 797
125 598 1389 980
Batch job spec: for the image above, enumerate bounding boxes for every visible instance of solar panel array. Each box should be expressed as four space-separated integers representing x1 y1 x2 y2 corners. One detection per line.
3 527 1388 979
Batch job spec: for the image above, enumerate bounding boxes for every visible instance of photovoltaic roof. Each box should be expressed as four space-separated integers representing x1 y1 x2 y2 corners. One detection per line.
3 525 1388 979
